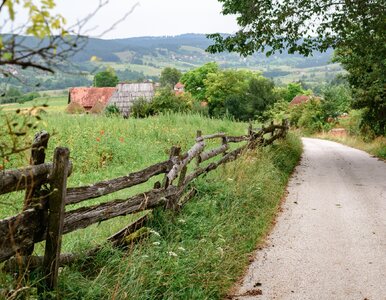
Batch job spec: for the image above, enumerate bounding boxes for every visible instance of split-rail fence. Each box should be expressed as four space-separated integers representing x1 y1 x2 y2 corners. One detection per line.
0 120 288 295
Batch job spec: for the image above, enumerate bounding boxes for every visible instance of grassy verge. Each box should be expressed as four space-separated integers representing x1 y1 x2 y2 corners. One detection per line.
54 133 301 299
0 112 301 299
315 132 386 160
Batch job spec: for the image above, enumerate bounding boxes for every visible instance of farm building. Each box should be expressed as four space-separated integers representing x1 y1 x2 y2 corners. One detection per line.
289 95 310 106
68 87 116 111
174 82 185 95
107 83 155 117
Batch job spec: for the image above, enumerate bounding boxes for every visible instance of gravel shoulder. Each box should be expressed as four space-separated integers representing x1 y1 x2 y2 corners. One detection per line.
231 138 386 300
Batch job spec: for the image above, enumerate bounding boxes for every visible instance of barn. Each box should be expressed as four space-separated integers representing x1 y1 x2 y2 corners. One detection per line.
289 95 310 106
107 83 155 117
68 87 116 111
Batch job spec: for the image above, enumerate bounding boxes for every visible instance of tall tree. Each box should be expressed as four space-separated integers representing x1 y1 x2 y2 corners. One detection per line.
160 67 182 87
208 0 386 133
94 68 119 87
180 62 219 101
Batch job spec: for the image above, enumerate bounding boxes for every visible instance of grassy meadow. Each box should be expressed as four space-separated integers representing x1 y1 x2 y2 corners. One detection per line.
0 103 302 299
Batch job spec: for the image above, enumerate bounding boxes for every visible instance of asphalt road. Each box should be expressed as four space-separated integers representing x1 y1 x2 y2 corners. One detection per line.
232 138 386 300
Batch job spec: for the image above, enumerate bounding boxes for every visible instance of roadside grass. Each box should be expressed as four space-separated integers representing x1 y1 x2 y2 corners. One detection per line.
0 110 302 299
50 133 301 299
315 132 386 160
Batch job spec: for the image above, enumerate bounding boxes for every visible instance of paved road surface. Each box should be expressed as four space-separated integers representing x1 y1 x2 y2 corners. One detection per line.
232 138 386 300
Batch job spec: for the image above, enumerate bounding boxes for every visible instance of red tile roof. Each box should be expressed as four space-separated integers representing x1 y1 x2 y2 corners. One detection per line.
69 87 116 109
174 82 185 89
290 95 310 106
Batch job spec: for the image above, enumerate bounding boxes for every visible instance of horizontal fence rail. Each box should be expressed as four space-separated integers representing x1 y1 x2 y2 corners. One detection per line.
0 119 289 295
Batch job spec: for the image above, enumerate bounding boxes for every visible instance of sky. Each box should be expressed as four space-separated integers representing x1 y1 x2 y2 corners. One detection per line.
54 0 239 39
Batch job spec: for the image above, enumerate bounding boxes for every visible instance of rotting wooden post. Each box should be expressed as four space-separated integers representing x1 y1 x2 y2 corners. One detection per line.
177 166 188 187
162 146 180 189
248 121 253 137
24 131 50 208
195 130 202 168
42 147 70 292
20 131 50 260
221 136 228 157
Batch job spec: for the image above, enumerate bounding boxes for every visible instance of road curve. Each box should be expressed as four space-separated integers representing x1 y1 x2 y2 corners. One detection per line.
232 138 386 300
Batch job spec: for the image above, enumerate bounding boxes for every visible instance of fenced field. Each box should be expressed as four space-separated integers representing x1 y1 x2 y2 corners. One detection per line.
1 117 288 295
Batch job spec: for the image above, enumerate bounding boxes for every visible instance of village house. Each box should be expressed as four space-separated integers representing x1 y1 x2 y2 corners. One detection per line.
289 95 310 106
107 82 155 117
174 82 185 95
68 87 116 111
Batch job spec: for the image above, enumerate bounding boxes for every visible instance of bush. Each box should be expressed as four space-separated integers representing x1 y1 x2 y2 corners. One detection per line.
131 98 153 118
131 89 192 118
288 99 332 134
104 104 121 117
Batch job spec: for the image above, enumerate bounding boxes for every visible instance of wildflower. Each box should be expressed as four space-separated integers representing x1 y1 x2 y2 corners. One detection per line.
150 230 160 237
100 130 105 135
119 137 124 143
168 251 178 257
96 137 101 142
152 242 161 246
177 219 186 224
178 247 186 251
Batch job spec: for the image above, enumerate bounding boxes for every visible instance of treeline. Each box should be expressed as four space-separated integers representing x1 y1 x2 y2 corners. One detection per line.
125 64 354 130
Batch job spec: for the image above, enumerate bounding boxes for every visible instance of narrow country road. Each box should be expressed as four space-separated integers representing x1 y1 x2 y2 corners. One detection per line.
232 138 386 300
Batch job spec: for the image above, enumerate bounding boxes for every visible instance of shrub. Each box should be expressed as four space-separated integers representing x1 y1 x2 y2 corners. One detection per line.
104 104 121 117
131 98 153 118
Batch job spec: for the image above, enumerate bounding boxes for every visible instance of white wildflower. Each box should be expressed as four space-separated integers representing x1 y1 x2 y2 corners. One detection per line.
152 242 161 246
168 251 178 257
150 230 160 237
178 247 186 251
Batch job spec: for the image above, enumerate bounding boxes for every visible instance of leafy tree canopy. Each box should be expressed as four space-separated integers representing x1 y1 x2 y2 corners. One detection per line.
209 0 385 134
160 67 182 87
94 68 119 87
208 0 384 57
180 62 219 101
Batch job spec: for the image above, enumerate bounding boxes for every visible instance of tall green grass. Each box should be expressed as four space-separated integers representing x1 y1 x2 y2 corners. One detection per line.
0 113 302 299
54 133 301 299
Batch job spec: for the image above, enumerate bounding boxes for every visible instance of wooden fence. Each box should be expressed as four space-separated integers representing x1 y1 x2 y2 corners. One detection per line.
0 120 288 294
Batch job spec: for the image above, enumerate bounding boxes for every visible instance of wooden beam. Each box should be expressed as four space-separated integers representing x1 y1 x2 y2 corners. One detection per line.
0 163 52 195
63 187 178 234
66 160 173 205
42 147 70 291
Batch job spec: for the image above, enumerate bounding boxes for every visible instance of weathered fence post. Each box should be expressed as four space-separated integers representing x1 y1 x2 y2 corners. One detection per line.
195 130 202 168
42 147 70 292
248 122 253 137
221 136 228 157
17 131 50 264
162 146 180 189
24 130 50 209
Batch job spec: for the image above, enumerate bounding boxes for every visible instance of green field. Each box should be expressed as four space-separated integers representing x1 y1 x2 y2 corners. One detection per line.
0 107 302 299
1 95 68 113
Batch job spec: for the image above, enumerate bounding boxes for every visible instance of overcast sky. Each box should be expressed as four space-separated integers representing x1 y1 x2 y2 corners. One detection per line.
54 0 239 39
